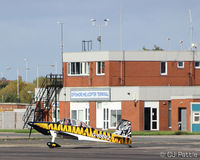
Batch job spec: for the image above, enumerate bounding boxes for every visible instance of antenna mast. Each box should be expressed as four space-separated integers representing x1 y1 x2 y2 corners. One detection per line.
189 9 193 51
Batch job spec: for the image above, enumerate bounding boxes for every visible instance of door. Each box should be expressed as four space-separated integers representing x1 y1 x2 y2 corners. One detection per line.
144 107 151 130
178 108 187 131
144 107 159 130
103 108 109 129
151 108 158 130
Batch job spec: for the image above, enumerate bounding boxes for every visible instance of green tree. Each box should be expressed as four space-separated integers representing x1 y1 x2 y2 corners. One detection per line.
0 78 9 90
0 80 18 103
142 45 164 51
0 80 35 103
20 83 35 103
33 76 46 88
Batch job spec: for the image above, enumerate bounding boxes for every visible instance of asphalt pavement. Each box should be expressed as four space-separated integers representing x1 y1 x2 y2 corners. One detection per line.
0 133 199 160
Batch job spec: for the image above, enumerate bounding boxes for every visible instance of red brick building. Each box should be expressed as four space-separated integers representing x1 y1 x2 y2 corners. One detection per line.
55 51 200 132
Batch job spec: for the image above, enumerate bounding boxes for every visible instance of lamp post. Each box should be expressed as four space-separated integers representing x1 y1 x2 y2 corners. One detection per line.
17 67 20 102
57 21 64 75
179 40 183 50
24 58 29 82
167 37 171 50
90 18 109 51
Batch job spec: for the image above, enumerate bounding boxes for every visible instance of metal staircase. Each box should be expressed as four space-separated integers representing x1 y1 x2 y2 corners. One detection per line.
22 105 35 129
22 74 63 128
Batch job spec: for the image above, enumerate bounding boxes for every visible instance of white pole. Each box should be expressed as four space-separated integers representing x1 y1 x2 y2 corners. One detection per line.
120 0 123 85
168 37 171 50
17 67 19 102
189 9 193 51
120 0 123 51
98 24 102 51
57 21 64 75
55 62 58 74
24 58 28 82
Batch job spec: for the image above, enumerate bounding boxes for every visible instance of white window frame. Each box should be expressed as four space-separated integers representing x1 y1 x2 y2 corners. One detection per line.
144 102 159 131
160 62 167 75
52 107 60 122
193 112 200 124
103 108 109 130
68 62 89 76
177 61 184 69
96 61 105 75
194 61 200 69
96 102 121 130
110 110 121 128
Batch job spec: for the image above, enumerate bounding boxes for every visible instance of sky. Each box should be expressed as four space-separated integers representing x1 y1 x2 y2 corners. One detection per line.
0 0 199 82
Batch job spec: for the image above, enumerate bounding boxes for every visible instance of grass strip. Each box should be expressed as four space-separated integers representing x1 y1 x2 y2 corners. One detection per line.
0 129 37 133
107 130 200 136
1 129 200 135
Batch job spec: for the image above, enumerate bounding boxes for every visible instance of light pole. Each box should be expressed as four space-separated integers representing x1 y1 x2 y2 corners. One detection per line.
90 18 109 51
179 40 183 50
24 58 29 82
57 21 64 75
17 67 20 102
167 37 171 50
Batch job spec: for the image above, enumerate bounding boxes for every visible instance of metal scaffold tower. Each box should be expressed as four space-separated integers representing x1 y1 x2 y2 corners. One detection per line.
23 74 63 128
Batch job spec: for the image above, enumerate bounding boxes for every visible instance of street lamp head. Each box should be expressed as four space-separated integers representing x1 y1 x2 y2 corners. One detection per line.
192 43 198 49
104 18 109 22
90 18 96 26
57 21 64 24
104 18 109 26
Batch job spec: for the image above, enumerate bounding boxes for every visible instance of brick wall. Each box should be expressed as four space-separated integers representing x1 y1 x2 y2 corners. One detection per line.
63 61 200 87
171 99 200 131
59 101 70 120
121 100 144 131
159 101 169 130
0 103 26 112
89 102 96 128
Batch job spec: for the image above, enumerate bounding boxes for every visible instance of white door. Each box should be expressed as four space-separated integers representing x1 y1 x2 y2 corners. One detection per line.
151 107 158 130
103 108 109 129
144 102 159 131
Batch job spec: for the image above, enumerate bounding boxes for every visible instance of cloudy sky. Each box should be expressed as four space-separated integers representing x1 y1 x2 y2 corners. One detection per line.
0 0 199 81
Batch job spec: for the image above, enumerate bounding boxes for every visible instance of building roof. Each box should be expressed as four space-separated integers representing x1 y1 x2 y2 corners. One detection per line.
63 51 200 62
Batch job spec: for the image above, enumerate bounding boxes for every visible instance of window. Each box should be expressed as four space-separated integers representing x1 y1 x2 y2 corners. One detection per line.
177 61 184 69
194 62 200 69
71 109 84 122
103 108 109 129
85 108 90 125
96 61 105 75
160 62 167 75
110 110 121 128
71 110 77 120
68 62 89 75
193 112 200 124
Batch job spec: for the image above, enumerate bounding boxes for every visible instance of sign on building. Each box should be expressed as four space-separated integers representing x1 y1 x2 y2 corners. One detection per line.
70 88 110 101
